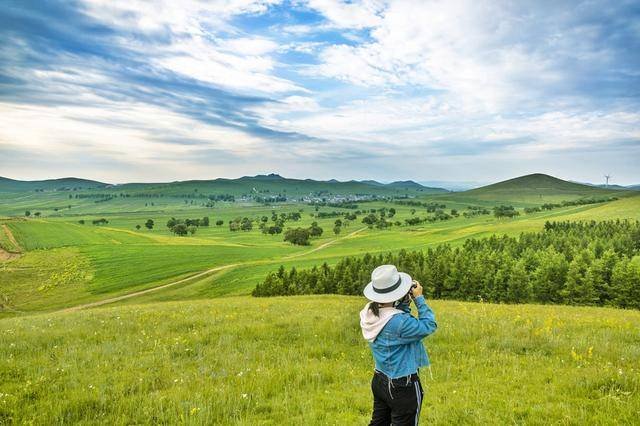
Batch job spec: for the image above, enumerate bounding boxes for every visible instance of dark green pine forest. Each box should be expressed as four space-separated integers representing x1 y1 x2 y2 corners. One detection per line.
253 220 640 309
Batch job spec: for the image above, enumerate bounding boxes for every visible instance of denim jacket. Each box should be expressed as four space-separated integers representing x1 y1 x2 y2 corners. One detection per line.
366 296 437 379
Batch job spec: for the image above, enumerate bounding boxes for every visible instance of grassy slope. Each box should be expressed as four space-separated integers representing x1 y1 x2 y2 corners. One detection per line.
1 297 638 424
441 173 626 206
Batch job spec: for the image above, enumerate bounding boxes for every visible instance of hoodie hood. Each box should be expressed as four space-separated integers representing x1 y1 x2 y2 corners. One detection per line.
359 302 404 342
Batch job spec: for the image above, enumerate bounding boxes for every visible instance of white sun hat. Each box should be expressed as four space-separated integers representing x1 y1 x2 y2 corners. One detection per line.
363 264 413 303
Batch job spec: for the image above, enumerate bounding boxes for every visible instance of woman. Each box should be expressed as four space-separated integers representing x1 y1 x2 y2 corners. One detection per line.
360 264 437 426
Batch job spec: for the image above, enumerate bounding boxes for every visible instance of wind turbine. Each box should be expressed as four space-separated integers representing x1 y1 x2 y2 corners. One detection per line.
604 174 612 188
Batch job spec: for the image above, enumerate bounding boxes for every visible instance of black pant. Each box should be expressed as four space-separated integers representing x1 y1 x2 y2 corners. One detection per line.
369 370 424 425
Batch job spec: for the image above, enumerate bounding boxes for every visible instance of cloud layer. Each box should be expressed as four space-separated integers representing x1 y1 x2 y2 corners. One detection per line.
0 0 638 184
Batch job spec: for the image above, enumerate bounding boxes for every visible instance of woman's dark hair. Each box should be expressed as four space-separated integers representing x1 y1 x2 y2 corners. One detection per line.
368 301 381 317
368 292 411 317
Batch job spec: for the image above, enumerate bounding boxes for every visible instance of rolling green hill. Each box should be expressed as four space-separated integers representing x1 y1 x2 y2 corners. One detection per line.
442 173 627 205
0 177 107 192
108 174 448 198
0 174 447 198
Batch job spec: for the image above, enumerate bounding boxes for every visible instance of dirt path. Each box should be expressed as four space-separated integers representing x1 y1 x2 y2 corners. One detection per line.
2 224 21 251
0 224 21 261
59 226 368 312
60 263 239 312
283 226 367 259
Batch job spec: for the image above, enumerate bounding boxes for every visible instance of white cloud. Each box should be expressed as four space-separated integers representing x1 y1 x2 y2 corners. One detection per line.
0 101 265 165
309 0 592 113
304 0 385 29
158 36 305 93
80 0 302 94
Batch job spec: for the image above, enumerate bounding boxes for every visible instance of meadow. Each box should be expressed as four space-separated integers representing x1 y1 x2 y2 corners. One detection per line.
1 174 639 424
1 297 638 425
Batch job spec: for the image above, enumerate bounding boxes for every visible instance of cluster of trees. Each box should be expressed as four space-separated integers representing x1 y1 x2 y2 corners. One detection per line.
255 195 287 204
404 210 453 225
493 205 519 218
309 201 359 209
315 211 345 219
524 197 618 214
253 220 640 309
134 219 154 230
284 222 324 245
230 217 253 232
463 206 491 218
393 200 447 212
78 218 118 225
256 211 303 234
72 193 112 200
24 211 42 217
166 216 209 236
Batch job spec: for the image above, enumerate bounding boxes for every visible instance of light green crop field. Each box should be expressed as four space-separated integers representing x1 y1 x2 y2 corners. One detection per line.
1 297 639 425
1 176 639 424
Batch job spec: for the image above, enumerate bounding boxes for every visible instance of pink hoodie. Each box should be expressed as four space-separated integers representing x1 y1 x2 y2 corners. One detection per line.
359 302 405 342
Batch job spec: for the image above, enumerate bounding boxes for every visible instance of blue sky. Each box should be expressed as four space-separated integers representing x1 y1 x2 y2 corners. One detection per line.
0 0 639 185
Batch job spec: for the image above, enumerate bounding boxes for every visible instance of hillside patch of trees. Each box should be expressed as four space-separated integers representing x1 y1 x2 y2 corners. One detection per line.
524 197 618 214
166 216 209 236
493 205 519 218
253 220 640 309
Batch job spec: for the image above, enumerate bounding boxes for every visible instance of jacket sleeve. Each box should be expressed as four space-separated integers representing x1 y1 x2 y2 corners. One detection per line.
396 295 437 343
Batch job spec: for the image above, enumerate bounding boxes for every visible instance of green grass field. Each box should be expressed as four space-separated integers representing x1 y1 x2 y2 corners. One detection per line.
1 297 638 424
1 174 639 424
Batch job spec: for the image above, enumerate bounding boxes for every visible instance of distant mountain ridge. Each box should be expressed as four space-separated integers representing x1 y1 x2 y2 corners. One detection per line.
3 173 633 198
0 176 107 191
0 174 447 195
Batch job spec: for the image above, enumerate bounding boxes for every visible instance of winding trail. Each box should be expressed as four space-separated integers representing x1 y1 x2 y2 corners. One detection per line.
282 226 367 259
3 224 21 250
60 264 239 313
59 226 368 312
0 224 21 261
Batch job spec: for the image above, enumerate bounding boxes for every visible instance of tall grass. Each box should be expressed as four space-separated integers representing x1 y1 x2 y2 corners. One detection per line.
1 296 638 424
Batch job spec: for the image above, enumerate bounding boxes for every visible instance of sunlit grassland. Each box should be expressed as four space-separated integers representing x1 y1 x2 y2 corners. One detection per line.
2 195 639 314
1 297 638 425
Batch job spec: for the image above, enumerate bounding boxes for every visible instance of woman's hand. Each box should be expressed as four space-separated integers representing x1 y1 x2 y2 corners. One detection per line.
411 280 423 298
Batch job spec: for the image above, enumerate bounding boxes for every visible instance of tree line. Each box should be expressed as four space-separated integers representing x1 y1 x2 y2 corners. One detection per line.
252 220 640 309
166 216 209 236
524 197 618 214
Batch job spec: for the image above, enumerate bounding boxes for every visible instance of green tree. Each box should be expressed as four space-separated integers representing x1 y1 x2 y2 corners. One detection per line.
612 256 640 309
532 247 568 304
561 250 597 305
507 259 531 303
284 228 311 246
309 221 323 237
145 219 154 230
172 223 188 236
